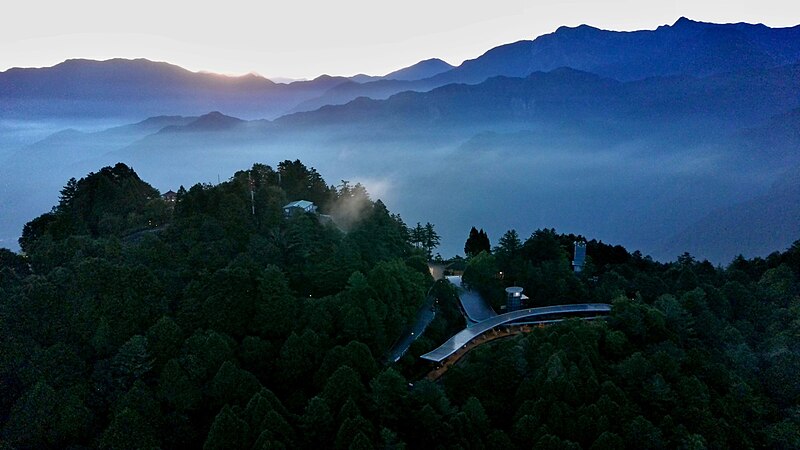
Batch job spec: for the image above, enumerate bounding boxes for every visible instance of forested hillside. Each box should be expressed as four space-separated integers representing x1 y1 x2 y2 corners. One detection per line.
1 163 799 449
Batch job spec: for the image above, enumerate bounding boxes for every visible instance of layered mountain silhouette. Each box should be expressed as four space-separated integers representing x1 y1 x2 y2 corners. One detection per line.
291 17 800 112
5 18 799 121
0 57 454 123
661 163 800 262
382 58 454 81
0 58 350 120
279 64 800 136
430 17 800 83
159 111 245 133
2 17 799 261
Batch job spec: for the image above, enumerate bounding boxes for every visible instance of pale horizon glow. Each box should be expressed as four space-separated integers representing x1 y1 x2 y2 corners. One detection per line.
2 1 799 80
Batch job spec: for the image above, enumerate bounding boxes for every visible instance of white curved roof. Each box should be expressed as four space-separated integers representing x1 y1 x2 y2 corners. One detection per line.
420 303 611 362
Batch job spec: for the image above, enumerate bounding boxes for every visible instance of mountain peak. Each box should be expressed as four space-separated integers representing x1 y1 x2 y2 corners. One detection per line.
56 57 183 70
382 58 455 81
159 111 245 133
673 17 697 26
554 23 601 34
193 111 243 124
670 17 720 29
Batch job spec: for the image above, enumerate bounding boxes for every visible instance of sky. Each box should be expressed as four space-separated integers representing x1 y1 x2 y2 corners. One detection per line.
1 0 799 80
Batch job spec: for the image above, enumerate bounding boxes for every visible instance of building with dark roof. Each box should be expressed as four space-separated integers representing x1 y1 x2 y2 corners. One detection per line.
283 200 317 217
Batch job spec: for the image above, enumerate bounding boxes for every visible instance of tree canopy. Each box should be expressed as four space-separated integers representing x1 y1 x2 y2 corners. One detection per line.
464 226 491 257
2 163 799 449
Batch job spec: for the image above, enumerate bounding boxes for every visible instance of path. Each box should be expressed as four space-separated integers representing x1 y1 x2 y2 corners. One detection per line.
387 295 436 362
447 275 497 323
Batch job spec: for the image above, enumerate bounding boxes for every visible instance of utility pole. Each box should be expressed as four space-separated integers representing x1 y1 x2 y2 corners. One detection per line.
248 172 255 215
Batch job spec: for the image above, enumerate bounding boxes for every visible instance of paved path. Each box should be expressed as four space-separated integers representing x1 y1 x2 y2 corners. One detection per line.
387 295 436 363
385 273 498 363
447 275 497 323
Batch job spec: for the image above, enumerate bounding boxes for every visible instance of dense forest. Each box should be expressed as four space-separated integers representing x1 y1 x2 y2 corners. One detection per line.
1 162 799 449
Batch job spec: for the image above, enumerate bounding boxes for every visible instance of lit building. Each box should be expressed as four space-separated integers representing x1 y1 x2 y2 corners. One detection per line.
162 190 177 203
283 200 317 217
506 286 529 312
573 241 586 273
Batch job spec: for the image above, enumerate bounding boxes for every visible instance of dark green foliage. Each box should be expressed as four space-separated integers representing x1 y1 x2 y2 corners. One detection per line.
203 405 250 450
464 226 491 257
322 366 366 410
20 163 163 254
462 251 504 308
410 222 441 260
0 248 30 280
111 335 153 389
146 316 183 370
301 396 335 448
3 163 800 449
209 361 262 407
100 407 160 449
3 381 92 448
277 159 334 208
494 229 522 283
158 358 201 411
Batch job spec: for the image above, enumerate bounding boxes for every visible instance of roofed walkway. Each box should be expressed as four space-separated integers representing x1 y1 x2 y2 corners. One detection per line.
420 303 611 363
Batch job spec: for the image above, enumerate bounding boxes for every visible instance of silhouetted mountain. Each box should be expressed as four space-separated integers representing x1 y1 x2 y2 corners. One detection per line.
282 64 800 135
383 58 454 81
737 107 800 167
344 59 454 84
431 17 800 84
658 109 800 262
0 114 195 249
159 111 245 133
660 164 800 263
0 58 351 121
289 78 419 113
55 63 792 262
4 115 196 166
349 74 381 83
290 59 454 113
292 18 800 113
3 19 800 260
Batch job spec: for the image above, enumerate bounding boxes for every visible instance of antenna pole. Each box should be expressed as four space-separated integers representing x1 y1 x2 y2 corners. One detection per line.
249 172 255 215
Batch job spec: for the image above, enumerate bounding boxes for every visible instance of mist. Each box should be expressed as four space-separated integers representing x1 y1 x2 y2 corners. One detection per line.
1 108 788 264
2 47 799 262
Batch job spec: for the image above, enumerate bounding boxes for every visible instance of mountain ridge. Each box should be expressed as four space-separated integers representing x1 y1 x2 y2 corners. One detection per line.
291 17 800 114
2 18 800 261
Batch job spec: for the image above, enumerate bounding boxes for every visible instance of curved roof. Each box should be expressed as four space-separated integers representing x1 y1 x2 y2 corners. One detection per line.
420 303 611 362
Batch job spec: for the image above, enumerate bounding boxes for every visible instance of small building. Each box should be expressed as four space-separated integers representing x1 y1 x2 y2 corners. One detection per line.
506 286 529 312
162 190 177 203
283 200 317 217
573 241 587 273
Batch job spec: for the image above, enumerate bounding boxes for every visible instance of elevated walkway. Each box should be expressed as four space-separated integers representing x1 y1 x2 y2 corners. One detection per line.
420 303 611 363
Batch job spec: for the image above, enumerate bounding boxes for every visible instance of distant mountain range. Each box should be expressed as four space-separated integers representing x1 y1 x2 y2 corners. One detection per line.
383 58 455 81
0 58 350 121
1 17 799 261
0 57 453 123
4 18 798 121
290 17 800 112
432 17 800 83
661 163 800 262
